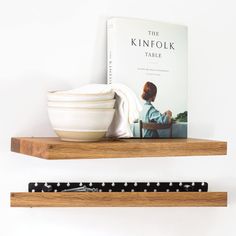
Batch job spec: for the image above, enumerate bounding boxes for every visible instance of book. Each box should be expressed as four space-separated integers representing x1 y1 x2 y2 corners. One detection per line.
107 17 188 138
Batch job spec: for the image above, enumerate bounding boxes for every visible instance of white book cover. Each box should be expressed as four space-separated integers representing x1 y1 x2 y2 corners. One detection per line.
107 17 188 138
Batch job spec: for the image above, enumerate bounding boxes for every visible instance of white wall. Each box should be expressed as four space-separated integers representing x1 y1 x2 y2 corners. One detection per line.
0 0 235 235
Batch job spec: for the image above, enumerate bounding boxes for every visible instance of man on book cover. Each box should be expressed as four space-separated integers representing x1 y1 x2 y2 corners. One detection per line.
140 81 172 138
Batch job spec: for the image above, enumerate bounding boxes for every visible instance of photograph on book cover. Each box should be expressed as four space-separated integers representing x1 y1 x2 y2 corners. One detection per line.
107 17 188 138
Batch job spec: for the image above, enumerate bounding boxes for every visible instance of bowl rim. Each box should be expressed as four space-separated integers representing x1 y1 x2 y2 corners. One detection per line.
48 107 115 111
48 99 116 104
48 90 114 97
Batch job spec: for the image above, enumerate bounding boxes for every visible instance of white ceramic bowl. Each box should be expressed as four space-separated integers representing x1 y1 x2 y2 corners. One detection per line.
48 99 116 109
48 107 115 141
48 90 115 102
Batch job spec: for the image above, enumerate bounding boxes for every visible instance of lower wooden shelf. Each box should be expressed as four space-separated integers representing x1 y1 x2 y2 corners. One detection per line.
11 192 227 207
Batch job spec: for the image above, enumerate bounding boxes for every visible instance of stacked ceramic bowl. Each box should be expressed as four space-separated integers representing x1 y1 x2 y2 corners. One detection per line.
47 85 115 141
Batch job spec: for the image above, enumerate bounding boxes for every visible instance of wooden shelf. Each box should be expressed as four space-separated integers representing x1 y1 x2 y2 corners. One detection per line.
11 137 227 160
10 192 227 207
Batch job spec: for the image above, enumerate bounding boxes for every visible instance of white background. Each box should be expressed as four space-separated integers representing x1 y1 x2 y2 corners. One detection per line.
0 0 235 235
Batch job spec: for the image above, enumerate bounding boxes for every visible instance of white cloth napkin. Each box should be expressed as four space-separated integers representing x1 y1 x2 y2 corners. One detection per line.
107 83 142 138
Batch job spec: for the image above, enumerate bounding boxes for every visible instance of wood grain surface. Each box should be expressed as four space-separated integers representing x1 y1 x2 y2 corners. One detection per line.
11 137 227 159
10 192 227 207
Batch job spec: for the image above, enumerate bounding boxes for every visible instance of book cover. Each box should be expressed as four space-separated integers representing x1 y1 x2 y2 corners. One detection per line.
107 17 188 138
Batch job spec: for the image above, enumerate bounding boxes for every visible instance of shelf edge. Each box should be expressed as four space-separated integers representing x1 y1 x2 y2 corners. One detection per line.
11 137 227 159
11 192 227 207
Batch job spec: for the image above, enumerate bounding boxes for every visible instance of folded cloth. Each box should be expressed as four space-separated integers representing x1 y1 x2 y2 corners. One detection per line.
107 83 142 138
61 83 142 138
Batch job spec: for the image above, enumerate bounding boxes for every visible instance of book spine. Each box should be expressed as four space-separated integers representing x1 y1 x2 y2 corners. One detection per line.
107 19 115 84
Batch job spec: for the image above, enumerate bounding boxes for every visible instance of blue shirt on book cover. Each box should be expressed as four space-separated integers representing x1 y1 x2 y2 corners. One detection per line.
140 101 169 138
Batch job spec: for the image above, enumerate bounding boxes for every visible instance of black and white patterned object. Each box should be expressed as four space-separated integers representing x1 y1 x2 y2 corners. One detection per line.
29 182 208 192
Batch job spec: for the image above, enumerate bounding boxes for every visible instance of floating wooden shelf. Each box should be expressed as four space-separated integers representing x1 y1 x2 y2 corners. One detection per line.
10 192 227 207
11 137 227 160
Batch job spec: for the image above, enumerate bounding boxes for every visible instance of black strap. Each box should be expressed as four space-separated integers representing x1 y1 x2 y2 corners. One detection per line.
29 182 208 192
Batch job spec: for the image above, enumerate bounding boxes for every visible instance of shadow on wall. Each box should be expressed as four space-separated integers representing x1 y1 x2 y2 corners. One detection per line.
90 16 107 84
